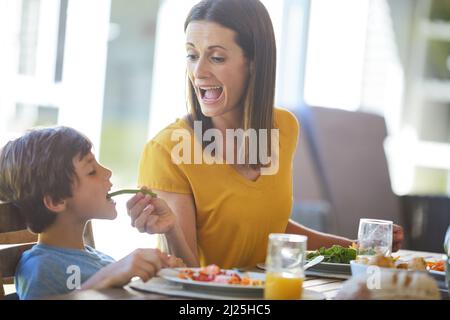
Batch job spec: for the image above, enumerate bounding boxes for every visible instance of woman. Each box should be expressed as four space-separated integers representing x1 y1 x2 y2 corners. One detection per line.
127 0 403 268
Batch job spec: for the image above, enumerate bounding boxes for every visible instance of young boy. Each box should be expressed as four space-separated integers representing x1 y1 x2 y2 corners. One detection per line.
0 126 184 299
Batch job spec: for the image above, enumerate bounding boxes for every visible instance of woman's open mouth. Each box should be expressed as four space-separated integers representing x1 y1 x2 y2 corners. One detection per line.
199 86 224 104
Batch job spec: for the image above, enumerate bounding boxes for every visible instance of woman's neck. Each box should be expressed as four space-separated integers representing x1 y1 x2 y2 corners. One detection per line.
211 107 243 134
38 215 87 250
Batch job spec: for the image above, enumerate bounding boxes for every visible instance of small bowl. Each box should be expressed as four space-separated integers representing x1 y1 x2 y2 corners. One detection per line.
342 262 442 299
350 260 429 277
350 260 371 277
350 260 403 277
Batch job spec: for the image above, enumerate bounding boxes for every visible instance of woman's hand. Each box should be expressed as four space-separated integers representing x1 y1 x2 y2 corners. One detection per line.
392 224 404 252
126 188 177 235
127 188 199 267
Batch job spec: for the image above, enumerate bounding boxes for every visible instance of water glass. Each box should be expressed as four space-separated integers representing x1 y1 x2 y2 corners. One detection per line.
357 218 393 257
444 225 450 257
444 225 450 297
264 233 307 300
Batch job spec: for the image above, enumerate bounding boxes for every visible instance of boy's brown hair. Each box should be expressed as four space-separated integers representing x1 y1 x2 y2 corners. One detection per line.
0 127 92 233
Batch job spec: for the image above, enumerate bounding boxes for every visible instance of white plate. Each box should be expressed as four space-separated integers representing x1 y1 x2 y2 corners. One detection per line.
130 277 326 300
157 268 326 299
429 269 446 277
308 261 351 274
257 261 351 275
428 269 447 289
158 268 265 292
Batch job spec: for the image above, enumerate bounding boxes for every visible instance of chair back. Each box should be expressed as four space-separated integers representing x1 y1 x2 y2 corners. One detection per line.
0 202 95 299
0 202 36 299
292 106 402 239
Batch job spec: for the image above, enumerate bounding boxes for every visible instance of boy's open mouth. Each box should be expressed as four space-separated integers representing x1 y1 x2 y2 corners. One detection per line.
106 193 115 204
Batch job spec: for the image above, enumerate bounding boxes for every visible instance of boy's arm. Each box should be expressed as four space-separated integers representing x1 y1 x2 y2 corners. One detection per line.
80 267 114 290
81 248 175 290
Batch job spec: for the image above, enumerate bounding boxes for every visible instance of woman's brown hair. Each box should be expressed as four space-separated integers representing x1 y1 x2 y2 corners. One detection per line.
184 0 277 167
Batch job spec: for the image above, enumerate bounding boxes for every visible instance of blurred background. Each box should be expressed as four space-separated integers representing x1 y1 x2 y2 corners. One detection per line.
0 0 449 258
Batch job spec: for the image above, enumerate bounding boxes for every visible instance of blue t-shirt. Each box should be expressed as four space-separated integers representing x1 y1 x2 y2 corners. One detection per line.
15 243 116 300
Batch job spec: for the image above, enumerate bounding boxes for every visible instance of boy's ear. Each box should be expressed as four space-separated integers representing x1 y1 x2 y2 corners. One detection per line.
43 195 66 213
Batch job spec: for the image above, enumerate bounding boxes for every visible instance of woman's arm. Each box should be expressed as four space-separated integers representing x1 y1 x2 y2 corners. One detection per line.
286 219 404 252
155 190 200 267
285 219 354 250
127 189 200 267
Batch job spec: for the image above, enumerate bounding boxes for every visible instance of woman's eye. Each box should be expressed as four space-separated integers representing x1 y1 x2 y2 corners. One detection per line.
88 170 96 176
186 54 198 61
211 56 225 63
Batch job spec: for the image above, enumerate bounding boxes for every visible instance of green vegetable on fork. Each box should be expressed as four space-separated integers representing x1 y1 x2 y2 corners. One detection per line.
107 189 157 199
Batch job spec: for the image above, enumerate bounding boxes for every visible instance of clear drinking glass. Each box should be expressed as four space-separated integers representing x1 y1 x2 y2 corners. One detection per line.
444 225 450 257
357 218 393 258
264 233 307 300
444 225 450 298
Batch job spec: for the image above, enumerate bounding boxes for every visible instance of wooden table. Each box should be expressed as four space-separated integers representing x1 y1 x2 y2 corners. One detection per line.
48 249 448 300
49 275 343 300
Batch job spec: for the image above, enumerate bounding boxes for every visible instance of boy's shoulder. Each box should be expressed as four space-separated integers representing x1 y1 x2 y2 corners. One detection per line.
15 245 74 299
20 243 57 263
15 244 115 299
18 244 75 272
18 244 114 271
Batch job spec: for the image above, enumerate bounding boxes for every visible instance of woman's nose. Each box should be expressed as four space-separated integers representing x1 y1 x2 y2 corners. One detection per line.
193 57 210 79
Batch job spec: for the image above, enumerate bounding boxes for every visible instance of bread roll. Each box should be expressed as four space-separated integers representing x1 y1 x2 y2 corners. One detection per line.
335 270 440 300
368 255 395 268
407 257 427 271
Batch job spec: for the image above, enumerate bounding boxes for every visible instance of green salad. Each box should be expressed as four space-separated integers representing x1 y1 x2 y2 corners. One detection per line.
306 245 356 264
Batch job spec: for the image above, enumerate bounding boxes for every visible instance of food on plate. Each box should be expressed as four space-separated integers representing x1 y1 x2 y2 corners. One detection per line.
307 245 356 264
368 255 395 268
407 257 427 271
335 270 441 300
177 264 264 286
395 262 409 269
426 259 445 272
355 254 432 272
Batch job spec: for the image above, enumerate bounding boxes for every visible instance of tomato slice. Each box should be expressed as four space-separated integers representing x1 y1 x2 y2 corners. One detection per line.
192 273 215 282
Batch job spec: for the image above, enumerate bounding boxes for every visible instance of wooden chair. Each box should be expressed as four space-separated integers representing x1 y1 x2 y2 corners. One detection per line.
0 202 95 299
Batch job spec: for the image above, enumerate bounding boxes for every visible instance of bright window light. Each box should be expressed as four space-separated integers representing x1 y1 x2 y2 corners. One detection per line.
147 0 288 139
304 0 369 110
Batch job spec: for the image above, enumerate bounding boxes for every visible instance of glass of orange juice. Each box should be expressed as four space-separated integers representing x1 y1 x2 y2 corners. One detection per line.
264 233 307 300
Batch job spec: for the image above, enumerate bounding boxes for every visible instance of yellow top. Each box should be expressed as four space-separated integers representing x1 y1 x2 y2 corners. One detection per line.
138 108 299 268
